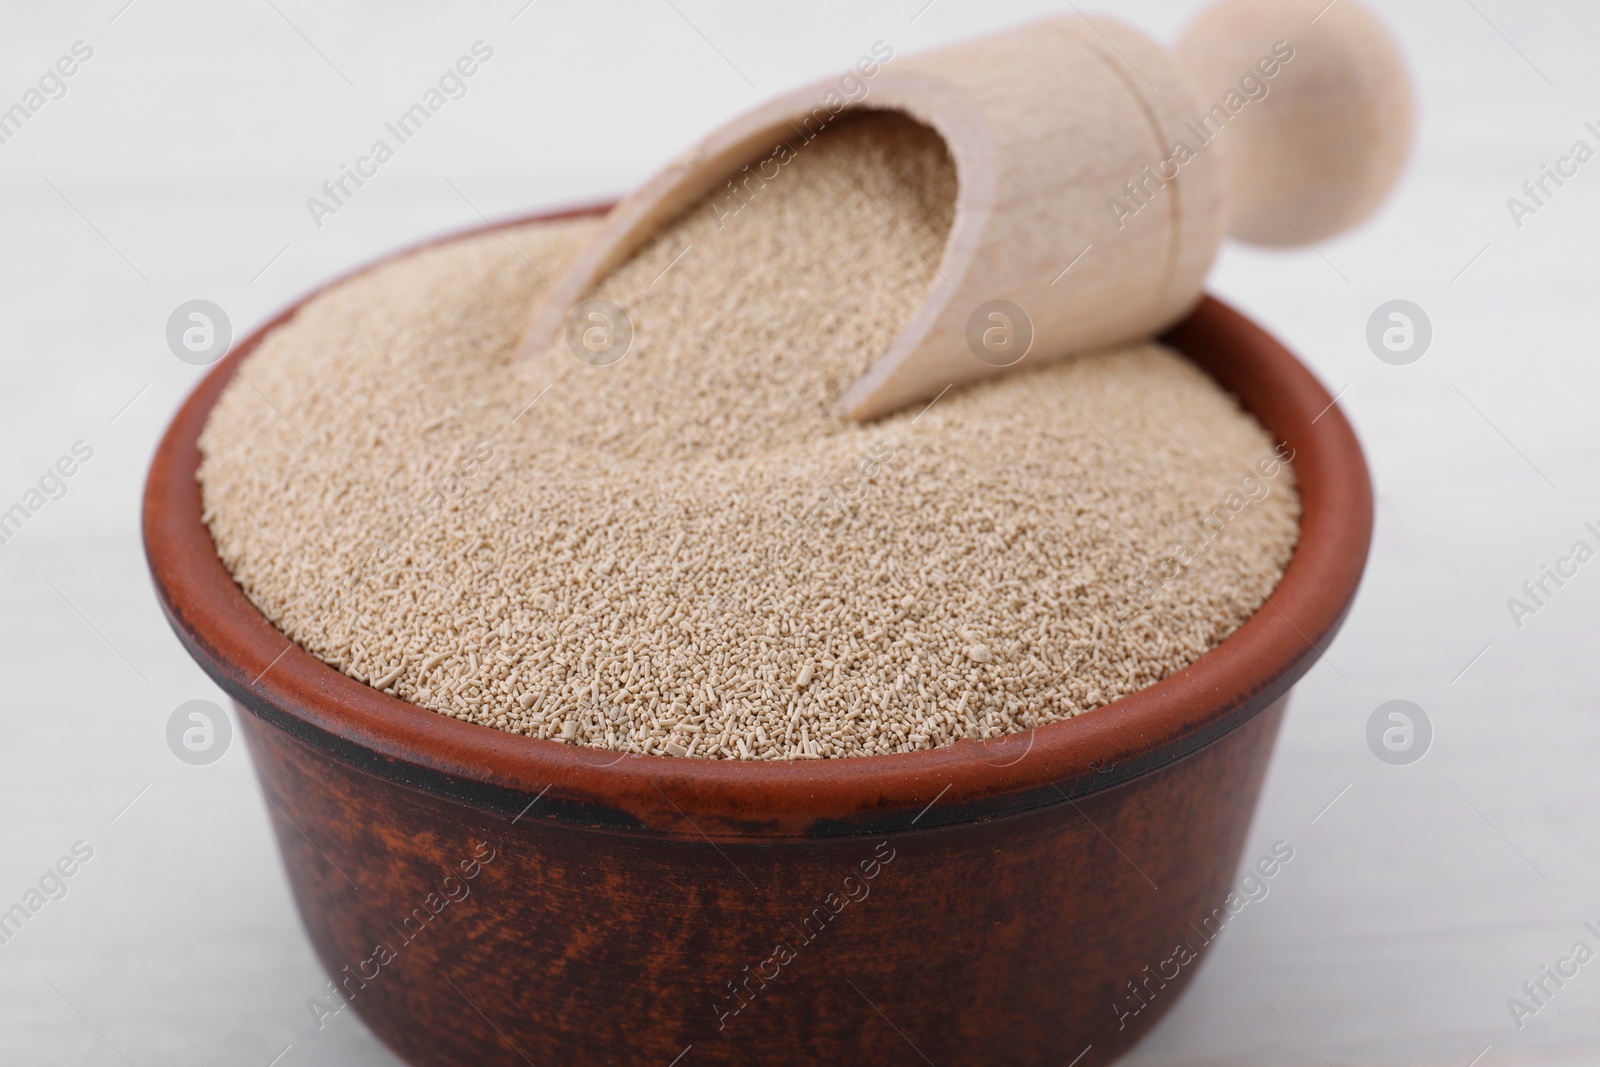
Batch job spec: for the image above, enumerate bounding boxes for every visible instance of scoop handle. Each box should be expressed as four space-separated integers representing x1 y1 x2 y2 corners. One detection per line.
518 0 1413 421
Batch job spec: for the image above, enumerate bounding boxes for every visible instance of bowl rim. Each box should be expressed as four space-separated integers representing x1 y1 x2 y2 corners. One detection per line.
143 201 1372 840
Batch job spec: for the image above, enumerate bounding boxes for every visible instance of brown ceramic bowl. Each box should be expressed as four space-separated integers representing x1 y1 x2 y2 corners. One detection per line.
143 203 1371 1066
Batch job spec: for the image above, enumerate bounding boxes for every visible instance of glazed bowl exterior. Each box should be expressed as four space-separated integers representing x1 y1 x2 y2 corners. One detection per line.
143 204 1371 1066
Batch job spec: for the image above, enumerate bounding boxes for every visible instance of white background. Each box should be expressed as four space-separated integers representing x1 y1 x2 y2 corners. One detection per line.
1 0 1597 1063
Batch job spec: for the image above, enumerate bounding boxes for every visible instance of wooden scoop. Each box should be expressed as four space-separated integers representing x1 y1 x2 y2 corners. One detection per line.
516 0 1412 420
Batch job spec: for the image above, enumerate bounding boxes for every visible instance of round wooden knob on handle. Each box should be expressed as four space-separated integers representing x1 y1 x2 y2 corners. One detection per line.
518 0 1413 420
1174 0 1415 246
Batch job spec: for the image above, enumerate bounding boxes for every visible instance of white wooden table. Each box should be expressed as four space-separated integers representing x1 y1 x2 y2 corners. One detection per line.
3 1 1596 1063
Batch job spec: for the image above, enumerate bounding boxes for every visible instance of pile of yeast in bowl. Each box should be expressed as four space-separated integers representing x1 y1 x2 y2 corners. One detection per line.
199 112 1299 761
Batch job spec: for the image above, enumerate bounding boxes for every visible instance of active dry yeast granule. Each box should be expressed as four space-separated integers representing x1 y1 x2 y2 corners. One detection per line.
198 112 1299 761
